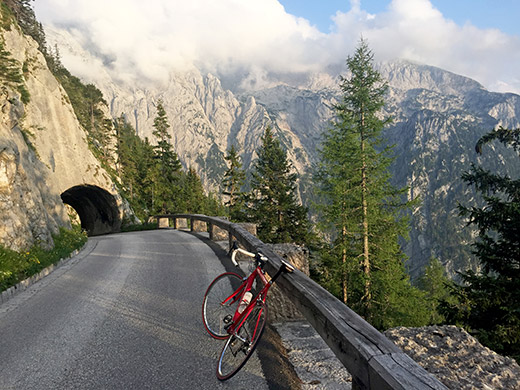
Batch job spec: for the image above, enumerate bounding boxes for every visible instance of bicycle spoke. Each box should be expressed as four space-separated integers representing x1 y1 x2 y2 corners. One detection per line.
202 272 243 339
216 300 267 380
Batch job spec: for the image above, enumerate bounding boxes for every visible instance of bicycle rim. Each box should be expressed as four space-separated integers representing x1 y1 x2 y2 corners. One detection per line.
216 300 267 380
202 272 243 339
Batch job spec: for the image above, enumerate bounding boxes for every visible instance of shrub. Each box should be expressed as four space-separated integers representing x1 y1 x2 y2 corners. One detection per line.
0 226 87 292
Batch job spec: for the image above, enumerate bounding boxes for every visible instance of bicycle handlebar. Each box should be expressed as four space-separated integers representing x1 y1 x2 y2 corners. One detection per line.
229 242 295 273
230 247 256 266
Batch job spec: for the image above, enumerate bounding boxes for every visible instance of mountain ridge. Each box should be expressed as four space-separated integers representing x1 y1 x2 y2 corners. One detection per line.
44 25 520 279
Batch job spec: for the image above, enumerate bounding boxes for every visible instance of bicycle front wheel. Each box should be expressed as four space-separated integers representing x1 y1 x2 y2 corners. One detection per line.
202 272 243 339
216 299 268 381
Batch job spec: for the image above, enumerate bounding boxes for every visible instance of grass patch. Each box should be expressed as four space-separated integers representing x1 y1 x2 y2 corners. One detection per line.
0 225 87 292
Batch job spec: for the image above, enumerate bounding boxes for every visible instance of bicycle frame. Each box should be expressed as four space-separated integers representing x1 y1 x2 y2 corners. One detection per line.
222 264 272 336
221 245 293 339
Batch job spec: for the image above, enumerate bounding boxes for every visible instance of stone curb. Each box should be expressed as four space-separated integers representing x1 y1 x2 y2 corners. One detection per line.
0 245 86 305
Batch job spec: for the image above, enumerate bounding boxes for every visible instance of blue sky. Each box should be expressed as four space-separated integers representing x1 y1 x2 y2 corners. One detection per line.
279 0 520 36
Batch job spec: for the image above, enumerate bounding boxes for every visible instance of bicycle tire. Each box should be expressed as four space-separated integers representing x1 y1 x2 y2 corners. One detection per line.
216 299 268 380
202 272 243 339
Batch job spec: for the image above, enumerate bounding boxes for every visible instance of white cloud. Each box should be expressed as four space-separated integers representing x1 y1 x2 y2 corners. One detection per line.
34 0 520 94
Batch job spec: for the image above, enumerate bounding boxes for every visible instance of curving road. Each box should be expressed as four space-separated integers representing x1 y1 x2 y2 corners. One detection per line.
0 229 273 389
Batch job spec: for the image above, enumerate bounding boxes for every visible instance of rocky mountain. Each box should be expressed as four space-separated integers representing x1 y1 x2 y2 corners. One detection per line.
380 61 520 277
44 27 520 279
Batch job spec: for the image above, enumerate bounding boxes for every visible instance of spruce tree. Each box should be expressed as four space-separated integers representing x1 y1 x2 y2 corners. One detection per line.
417 258 453 325
152 100 181 174
222 145 247 221
314 39 424 328
446 127 520 361
114 117 155 220
183 167 206 214
151 100 182 213
250 126 309 244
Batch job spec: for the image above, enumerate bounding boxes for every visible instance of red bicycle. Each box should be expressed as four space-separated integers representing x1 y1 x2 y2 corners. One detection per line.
202 242 295 380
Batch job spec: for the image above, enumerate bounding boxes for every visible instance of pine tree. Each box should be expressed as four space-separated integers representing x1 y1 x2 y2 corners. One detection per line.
151 100 182 214
445 127 520 361
183 167 206 214
114 117 155 220
250 126 310 244
222 145 247 221
417 258 453 325
314 39 423 328
152 100 181 174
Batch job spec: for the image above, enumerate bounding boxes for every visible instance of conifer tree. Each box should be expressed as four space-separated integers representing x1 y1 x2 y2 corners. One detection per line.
222 145 247 221
314 39 424 328
250 126 309 244
152 100 181 174
183 167 206 214
115 117 155 219
151 100 182 213
445 127 520 361
417 258 453 325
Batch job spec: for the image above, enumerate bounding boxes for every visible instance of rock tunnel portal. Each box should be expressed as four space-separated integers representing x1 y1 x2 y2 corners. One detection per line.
61 185 121 236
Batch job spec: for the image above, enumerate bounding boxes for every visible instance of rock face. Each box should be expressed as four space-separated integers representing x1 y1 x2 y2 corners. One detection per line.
45 27 520 279
0 92 63 251
264 243 309 321
385 325 520 390
0 25 128 250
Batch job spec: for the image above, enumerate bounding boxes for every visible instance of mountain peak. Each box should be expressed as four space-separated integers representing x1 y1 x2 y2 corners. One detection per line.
379 59 485 96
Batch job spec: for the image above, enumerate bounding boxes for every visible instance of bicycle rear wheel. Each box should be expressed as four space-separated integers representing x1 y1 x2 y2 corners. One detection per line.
216 299 268 381
202 272 243 339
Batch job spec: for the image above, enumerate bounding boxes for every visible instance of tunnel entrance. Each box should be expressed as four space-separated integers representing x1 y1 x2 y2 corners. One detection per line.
61 185 121 236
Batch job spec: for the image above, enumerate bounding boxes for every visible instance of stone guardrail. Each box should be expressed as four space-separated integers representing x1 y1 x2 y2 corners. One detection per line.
154 213 448 390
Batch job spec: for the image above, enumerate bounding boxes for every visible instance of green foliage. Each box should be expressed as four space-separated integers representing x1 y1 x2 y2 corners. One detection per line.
222 144 247 221
152 100 180 172
417 258 455 325
0 37 30 103
150 100 183 214
53 64 115 164
115 117 155 220
0 225 87 292
1 1 13 30
444 127 520 361
115 113 225 221
249 126 311 245
313 39 425 329
182 167 206 213
3 0 48 56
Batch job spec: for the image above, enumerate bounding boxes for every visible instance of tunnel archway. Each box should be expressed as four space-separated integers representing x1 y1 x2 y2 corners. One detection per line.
61 184 121 236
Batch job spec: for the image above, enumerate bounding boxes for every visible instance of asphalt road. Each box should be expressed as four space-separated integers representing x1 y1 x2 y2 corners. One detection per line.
0 229 271 389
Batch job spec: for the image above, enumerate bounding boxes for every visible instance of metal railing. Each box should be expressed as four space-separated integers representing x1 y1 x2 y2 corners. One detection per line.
154 213 448 390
